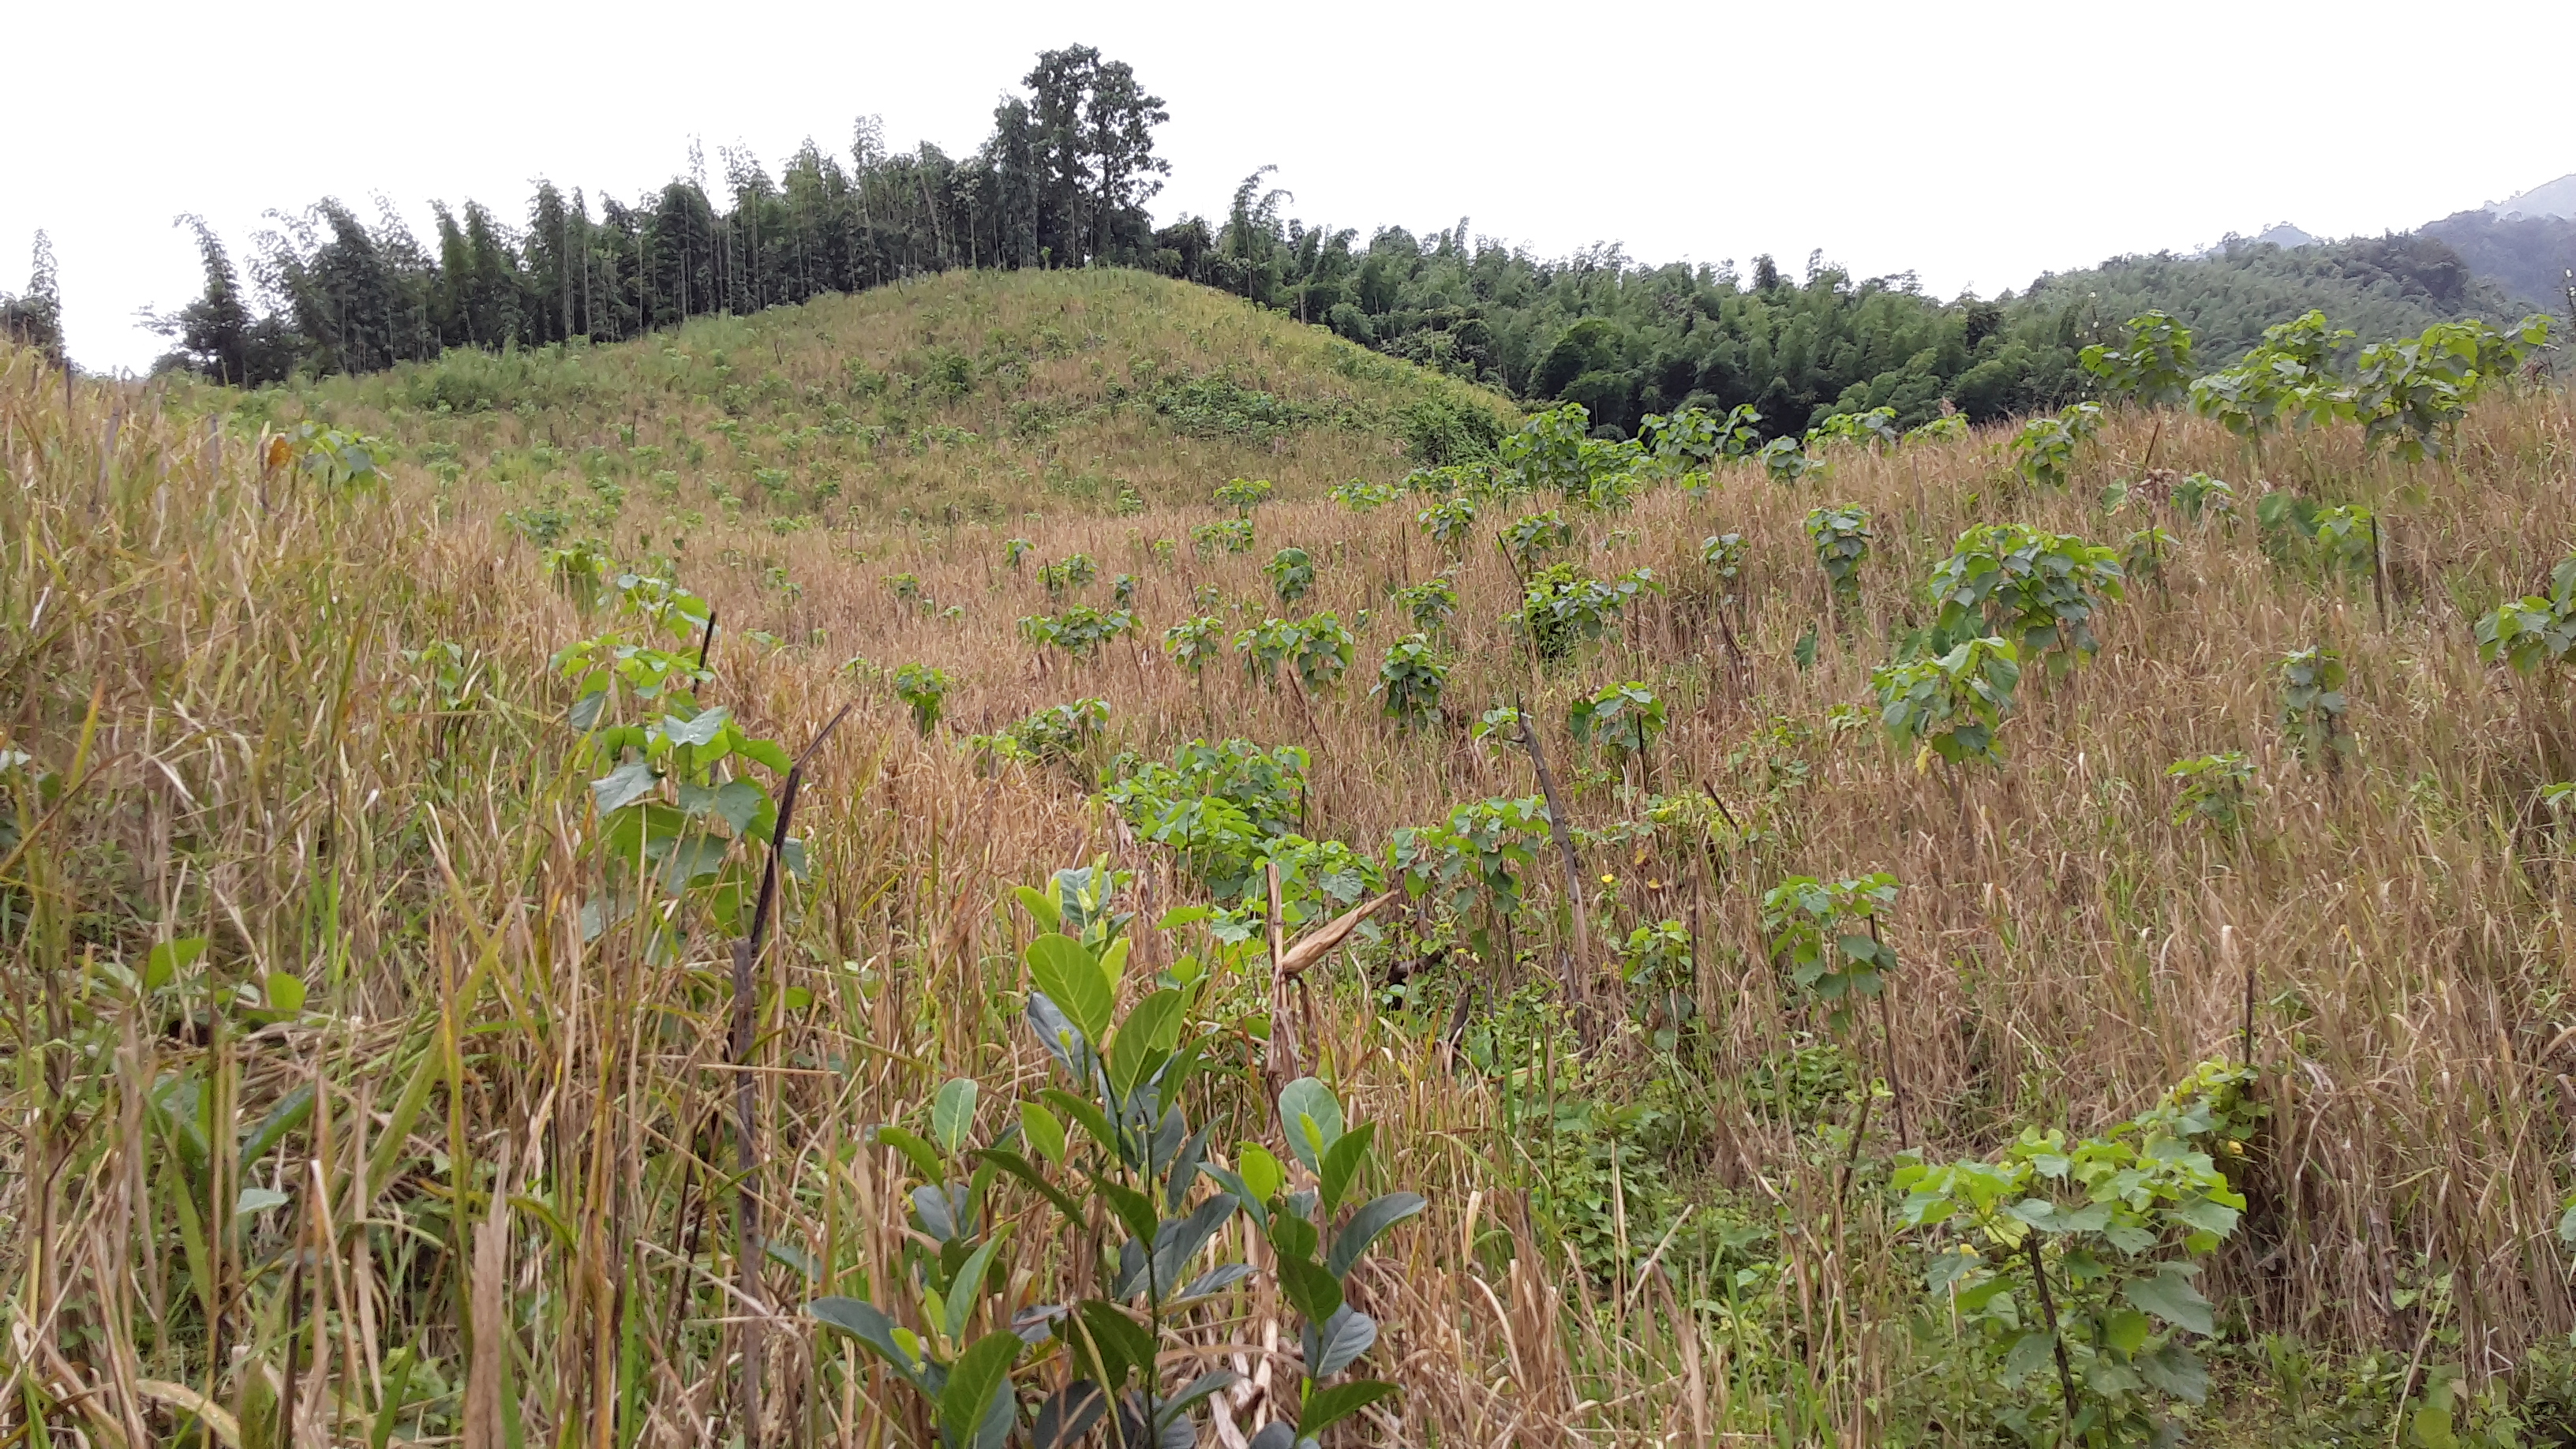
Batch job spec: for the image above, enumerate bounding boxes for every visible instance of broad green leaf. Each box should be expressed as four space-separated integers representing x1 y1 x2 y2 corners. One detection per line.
1298 1378 1397 1437
2002 1328 2056 1387
972 1148 1085 1226
807 1297 930 1389
710 777 766 837
1155 1369 1241 1432
1019 1101 1068 1166
2124 1266 2215 1335
1317 1122 1376 1215
661 706 732 747
1038 1088 1118 1156
1013 886 1061 932
1106 989 1185 1096
235 1186 290 1216
935 1330 1023 1449
1027 934 1112 1046
1073 1299 1155 1391
2171 1196 2241 1237
1278 1254 1342 1327
1279 1077 1343 1173
239 1084 315 1164
1238 1144 1286 1204
1305 1305 1377 1378
943 1235 1009 1343
875 1126 945 1184
264 972 306 1014
1327 1193 1425 1279
591 759 659 813
1095 1179 1159 1246
144 936 207 990
2137 1339 2211 1404
2104 1308 2151 1355
932 1078 980 1155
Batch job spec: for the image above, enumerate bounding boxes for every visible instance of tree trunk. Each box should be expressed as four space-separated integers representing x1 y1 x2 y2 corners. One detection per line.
1514 701 1595 1039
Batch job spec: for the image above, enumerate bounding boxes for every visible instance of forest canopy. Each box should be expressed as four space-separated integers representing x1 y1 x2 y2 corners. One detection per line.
133 45 2555 440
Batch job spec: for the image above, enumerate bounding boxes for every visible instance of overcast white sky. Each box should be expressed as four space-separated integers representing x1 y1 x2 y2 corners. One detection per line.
10 0 2571 375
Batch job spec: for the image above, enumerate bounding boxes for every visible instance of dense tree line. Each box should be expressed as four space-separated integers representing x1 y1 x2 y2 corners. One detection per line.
133 41 2551 440
150 46 1171 384
1180 195 2540 437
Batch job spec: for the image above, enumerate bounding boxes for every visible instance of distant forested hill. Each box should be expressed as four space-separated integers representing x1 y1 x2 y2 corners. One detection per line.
2419 208 2576 313
1181 207 2537 437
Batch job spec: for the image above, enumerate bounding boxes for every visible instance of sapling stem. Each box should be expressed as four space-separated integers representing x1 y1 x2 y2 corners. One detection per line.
1867 916 1911 1149
2025 1234 2080 1443
1513 695 1594 1040
730 698 856 1445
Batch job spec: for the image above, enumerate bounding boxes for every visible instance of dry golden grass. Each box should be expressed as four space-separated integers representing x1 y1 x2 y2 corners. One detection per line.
7 268 2576 1447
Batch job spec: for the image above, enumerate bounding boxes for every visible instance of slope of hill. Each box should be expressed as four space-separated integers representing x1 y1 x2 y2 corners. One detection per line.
2014 231 2527 363
2485 172 2576 221
2421 207 2576 313
11 270 2576 1446
277 268 1512 535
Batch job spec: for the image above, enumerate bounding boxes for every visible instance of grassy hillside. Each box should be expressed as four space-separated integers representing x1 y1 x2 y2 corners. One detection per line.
9 269 2576 1447
271 268 1512 534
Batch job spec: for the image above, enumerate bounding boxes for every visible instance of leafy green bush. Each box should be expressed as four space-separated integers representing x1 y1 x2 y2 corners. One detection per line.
2166 751 2256 832
809 874 1423 1449
1617 919 1695 1048
2349 315 2548 461
1759 436 1812 486
1389 795 1548 922
1640 402 1760 471
2189 310 2351 439
1894 1069 2252 1447
1415 496 1478 552
1105 739 1309 898
2009 402 2104 489
891 662 953 736
1516 563 1658 663
1927 523 2124 674
968 698 1110 776
1373 634 1447 730
1808 406 1897 451
1760 874 1899 1031
1162 614 1226 677
1191 517 1255 558
1018 605 1136 663
1500 508 1574 566
2278 646 2349 766
551 567 800 943
1567 682 1667 773
1872 636 2021 768
2307 504 2377 578
1038 552 1097 598
2080 311 2195 407
1214 474 1275 515
1392 574 1458 634
1154 377 1310 439
1805 505 1874 611
1328 477 1398 511
1221 1078 1425 1449
1264 546 1316 604
2475 552 2576 675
